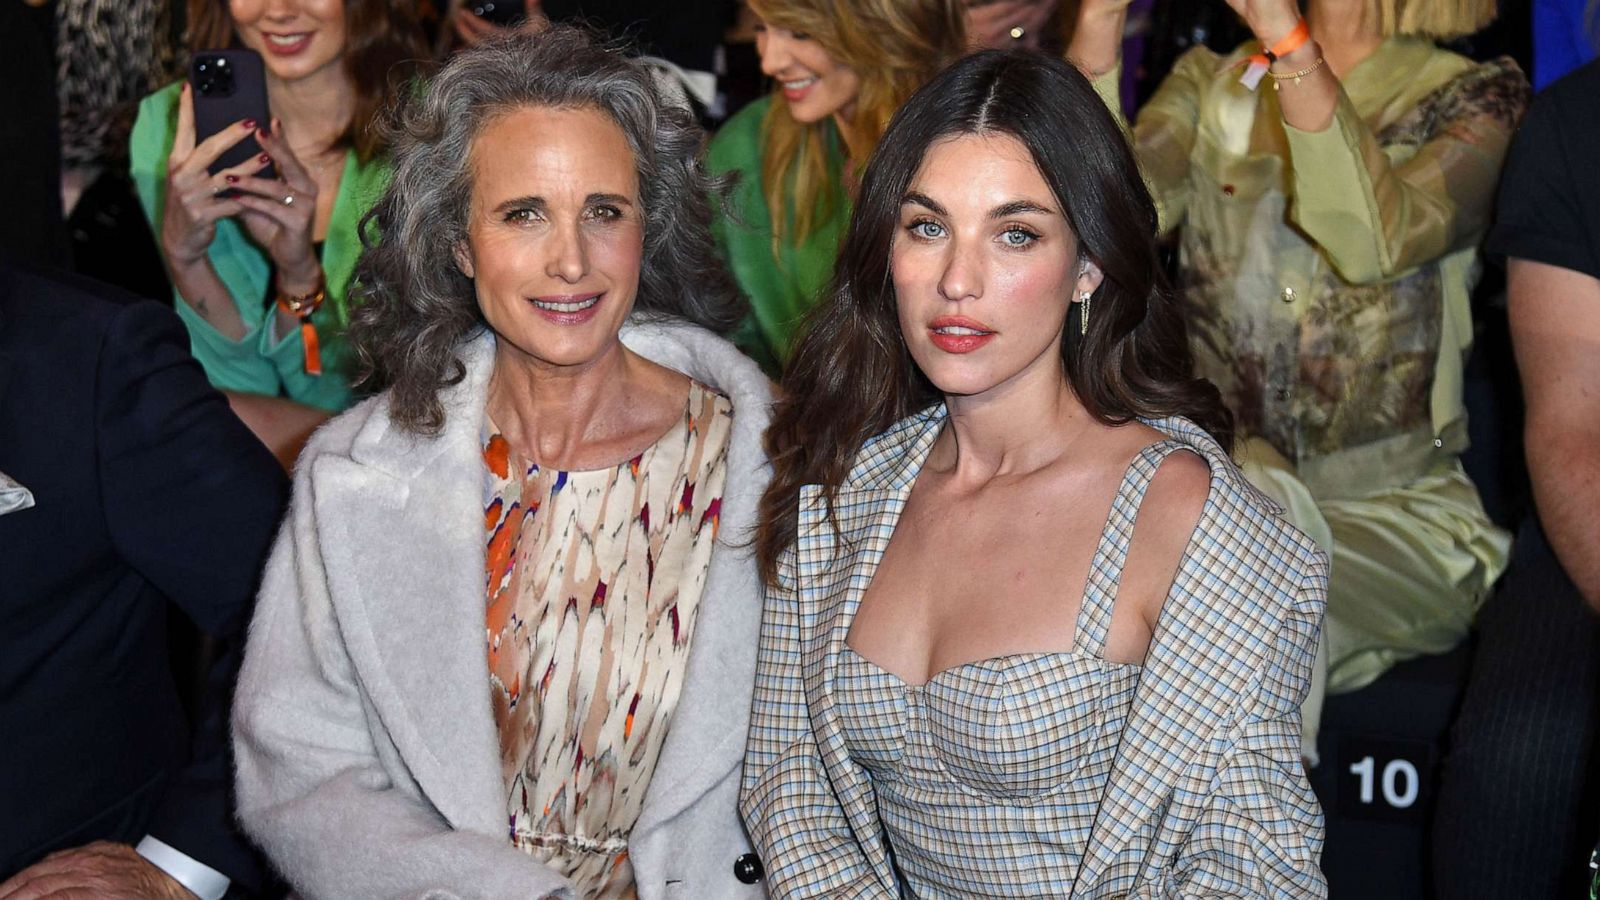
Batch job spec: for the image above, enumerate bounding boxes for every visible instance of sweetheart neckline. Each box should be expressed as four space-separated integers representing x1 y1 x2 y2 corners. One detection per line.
840 644 1141 691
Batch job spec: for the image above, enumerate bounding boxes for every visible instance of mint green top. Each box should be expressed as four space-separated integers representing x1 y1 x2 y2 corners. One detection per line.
130 82 391 411
707 96 850 373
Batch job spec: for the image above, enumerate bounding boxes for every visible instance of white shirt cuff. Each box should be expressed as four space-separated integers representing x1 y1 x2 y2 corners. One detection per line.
135 835 231 900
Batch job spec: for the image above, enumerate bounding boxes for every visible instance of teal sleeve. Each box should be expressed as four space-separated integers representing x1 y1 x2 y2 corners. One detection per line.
130 84 286 399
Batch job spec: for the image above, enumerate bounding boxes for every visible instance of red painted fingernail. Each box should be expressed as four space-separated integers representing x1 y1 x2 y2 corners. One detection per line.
259 153 271 164
225 175 239 184
242 118 258 130
257 127 271 140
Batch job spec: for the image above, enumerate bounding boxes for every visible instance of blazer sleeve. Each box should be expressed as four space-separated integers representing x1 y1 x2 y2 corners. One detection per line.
739 552 894 899
94 299 287 890
1133 555 1330 899
232 463 576 900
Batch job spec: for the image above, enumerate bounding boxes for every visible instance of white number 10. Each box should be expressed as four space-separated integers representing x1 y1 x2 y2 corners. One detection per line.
1349 756 1420 808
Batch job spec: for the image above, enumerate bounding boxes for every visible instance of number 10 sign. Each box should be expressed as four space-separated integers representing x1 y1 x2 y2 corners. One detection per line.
1335 736 1433 824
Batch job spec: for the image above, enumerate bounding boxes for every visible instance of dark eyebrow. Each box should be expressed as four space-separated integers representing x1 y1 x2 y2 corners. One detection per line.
586 193 634 207
990 200 1056 219
900 191 947 217
899 193 1057 220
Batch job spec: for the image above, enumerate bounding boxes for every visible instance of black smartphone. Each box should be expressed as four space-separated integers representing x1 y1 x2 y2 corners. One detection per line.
189 49 277 181
470 0 526 27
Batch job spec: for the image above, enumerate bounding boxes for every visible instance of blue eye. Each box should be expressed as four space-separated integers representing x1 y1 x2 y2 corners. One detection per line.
1000 227 1038 247
908 220 945 240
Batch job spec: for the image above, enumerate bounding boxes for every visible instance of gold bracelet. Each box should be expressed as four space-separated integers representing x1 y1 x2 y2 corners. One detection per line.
1269 56 1326 90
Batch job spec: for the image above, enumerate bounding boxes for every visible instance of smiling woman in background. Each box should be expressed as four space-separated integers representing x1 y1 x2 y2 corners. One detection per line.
131 0 427 416
231 28 774 900
707 0 966 372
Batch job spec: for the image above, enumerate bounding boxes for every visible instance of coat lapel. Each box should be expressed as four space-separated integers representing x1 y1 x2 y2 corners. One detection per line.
308 335 508 838
629 323 774 841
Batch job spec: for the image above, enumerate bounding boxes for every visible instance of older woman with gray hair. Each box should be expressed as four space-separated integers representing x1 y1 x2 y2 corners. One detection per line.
232 27 772 900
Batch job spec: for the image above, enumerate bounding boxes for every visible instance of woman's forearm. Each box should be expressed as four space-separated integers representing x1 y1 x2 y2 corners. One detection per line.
1066 2 1128 78
169 257 249 341
1271 39 1339 133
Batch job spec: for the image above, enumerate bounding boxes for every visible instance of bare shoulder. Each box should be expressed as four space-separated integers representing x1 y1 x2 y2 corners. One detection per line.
1123 448 1211 629
1143 449 1211 522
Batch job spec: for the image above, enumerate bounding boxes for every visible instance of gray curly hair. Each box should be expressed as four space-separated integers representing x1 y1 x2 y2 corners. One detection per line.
351 26 744 434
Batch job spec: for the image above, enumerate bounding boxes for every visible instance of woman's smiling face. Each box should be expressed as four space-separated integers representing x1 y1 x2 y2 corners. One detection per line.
754 19 862 125
455 104 645 373
892 131 1103 399
228 0 348 84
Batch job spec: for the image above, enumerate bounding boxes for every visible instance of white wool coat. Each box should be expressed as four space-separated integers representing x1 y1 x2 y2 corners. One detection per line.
233 320 773 900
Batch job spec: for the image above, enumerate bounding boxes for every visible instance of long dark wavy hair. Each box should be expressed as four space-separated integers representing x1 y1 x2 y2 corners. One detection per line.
187 0 429 162
755 49 1232 583
351 27 744 434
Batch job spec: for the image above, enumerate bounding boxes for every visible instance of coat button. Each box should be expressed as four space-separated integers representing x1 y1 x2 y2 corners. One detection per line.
1281 286 1296 303
733 853 764 884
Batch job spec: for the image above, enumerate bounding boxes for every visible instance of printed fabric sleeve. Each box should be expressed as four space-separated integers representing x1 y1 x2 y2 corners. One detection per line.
1092 49 1211 236
1132 554 1331 899
1282 59 1529 285
739 551 896 899
231 460 576 900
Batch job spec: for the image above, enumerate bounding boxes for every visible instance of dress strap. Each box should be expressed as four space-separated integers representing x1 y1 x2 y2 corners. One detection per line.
1073 439 1192 658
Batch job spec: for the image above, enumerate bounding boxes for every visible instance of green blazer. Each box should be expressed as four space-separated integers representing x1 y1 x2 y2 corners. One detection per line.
130 82 391 411
707 96 849 373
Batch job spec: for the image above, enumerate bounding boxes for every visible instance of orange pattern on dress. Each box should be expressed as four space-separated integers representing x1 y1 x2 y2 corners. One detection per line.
482 382 732 900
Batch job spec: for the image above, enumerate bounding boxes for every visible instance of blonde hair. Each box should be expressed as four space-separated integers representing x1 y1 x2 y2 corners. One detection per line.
1373 0 1497 40
748 0 966 245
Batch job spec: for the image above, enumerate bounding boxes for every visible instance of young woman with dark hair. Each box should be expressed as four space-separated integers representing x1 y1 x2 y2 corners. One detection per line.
743 49 1328 897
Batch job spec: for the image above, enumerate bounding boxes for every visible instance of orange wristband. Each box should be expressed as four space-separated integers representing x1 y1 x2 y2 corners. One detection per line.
276 280 326 376
1239 19 1311 90
1255 19 1311 65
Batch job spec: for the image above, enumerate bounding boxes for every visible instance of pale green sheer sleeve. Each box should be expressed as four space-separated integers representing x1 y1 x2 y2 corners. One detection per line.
1282 66 1521 285
1089 50 1214 237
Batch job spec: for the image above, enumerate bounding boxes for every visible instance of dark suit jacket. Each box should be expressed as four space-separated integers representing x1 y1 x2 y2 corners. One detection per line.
0 264 286 891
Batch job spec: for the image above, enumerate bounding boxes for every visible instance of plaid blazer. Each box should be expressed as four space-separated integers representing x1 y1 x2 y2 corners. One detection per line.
741 407 1328 898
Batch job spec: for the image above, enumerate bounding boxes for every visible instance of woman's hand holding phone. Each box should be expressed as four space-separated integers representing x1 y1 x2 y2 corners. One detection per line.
160 82 275 339
227 119 322 298
162 83 275 268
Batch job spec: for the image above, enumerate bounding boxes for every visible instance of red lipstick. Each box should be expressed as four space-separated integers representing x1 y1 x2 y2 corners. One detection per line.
927 315 996 354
